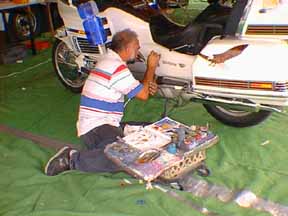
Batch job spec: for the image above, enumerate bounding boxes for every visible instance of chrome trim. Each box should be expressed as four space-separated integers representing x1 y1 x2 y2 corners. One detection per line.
195 77 288 92
76 37 101 54
193 87 288 99
246 25 288 35
191 97 282 112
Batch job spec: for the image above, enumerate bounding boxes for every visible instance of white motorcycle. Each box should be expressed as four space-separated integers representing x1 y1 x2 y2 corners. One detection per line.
52 0 288 127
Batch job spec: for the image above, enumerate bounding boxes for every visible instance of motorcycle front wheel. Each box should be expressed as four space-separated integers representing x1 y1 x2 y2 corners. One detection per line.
203 104 272 127
52 39 86 93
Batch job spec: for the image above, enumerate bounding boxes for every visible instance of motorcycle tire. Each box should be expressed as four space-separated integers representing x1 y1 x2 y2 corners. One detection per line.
8 6 43 41
203 104 272 127
52 39 86 93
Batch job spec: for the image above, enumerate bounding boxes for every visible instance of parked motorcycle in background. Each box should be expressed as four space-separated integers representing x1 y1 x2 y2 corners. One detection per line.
52 0 288 127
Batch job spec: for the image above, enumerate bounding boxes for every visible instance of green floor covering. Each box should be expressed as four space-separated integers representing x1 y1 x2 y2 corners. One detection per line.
0 48 287 216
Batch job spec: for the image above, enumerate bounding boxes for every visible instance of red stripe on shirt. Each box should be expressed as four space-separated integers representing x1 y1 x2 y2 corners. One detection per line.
113 64 127 75
90 70 111 80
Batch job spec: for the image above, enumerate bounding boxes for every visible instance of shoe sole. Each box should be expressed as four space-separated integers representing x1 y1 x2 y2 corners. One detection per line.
44 146 70 175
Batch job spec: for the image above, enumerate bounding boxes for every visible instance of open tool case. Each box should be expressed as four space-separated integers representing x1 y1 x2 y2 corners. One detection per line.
104 117 219 182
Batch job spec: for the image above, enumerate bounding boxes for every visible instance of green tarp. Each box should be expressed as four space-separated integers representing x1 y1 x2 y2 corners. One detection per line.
0 49 287 216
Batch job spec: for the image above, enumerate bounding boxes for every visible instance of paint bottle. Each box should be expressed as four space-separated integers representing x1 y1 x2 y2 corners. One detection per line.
167 143 177 154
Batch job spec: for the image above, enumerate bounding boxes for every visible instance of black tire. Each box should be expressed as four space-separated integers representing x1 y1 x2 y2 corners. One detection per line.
52 39 87 93
203 104 272 127
8 6 43 41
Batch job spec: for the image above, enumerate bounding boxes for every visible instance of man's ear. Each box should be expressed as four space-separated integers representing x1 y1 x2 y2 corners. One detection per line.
125 44 131 53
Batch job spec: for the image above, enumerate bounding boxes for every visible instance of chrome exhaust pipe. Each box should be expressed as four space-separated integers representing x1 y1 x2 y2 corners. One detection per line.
190 97 282 113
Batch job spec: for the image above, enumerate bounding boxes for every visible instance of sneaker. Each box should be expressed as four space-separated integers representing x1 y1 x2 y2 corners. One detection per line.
44 146 76 176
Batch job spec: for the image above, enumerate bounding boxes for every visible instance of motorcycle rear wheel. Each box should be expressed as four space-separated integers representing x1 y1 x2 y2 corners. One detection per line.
203 104 271 127
52 39 86 93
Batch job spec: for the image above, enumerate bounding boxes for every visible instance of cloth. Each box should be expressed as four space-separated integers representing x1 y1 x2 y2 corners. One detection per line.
77 49 143 136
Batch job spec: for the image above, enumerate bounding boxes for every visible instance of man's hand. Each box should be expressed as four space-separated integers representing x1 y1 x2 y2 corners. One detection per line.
147 51 160 95
149 81 158 95
135 51 160 100
147 51 160 70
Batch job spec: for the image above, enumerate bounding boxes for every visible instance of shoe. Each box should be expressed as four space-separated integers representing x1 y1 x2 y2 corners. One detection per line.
44 146 76 176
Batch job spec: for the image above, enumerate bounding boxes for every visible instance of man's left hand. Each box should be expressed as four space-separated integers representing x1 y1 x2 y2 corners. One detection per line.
149 81 158 95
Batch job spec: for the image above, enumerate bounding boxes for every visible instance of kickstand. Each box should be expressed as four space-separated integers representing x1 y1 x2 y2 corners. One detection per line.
161 98 169 118
161 97 187 118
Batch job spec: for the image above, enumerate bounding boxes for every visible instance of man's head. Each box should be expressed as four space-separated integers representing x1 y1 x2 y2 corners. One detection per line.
110 29 140 63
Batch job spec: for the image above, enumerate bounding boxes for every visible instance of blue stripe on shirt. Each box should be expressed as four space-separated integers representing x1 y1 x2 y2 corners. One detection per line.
94 67 113 76
127 83 143 99
80 96 124 112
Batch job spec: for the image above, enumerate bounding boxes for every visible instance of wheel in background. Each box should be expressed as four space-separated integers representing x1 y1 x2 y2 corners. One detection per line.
8 6 43 41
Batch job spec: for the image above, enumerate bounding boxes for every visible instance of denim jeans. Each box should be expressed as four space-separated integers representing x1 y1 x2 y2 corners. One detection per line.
71 122 152 173
71 124 123 173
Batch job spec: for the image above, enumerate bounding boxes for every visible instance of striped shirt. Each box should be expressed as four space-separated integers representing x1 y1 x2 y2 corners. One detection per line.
77 49 143 136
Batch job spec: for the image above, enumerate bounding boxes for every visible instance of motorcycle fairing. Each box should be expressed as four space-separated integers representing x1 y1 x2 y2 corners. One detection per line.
193 37 288 106
57 0 85 34
57 0 113 56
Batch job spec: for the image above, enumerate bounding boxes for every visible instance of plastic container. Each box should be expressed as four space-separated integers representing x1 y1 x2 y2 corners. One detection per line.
167 143 177 154
25 40 50 51
77 1 99 19
77 1 106 45
83 17 107 45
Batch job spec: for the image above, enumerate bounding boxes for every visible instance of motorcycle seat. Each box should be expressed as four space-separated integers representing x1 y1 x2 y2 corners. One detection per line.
193 2 231 26
150 14 224 54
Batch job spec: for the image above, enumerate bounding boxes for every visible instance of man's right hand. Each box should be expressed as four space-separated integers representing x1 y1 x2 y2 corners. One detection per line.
148 81 158 96
147 51 160 70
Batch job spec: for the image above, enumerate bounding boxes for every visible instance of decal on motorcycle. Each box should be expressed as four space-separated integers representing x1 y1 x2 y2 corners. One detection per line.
162 60 177 66
161 61 186 68
199 44 249 66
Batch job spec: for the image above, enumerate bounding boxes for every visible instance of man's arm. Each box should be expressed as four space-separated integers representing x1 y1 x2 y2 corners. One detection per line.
135 51 160 100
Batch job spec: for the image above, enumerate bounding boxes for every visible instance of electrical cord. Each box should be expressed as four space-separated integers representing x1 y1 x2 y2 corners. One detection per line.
0 58 52 79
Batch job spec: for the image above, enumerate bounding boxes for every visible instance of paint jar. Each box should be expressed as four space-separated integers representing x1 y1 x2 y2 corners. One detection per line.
167 143 177 154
